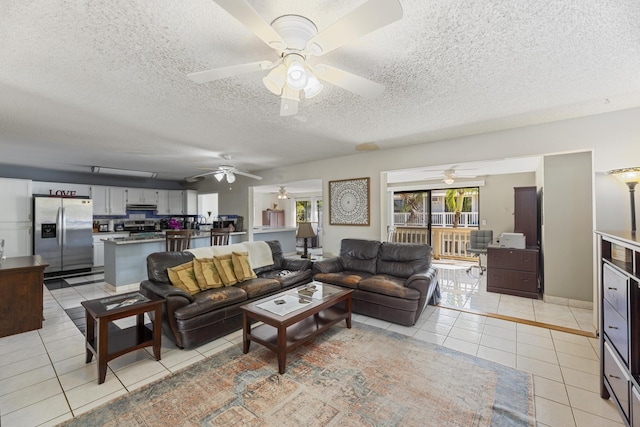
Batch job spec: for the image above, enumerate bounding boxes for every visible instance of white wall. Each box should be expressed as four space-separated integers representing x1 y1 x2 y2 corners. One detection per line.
199 107 640 262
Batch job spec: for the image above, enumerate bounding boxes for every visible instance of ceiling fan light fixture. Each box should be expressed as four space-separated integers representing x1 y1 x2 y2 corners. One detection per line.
285 56 308 90
226 172 236 183
303 72 323 98
263 64 286 95
443 177 455 185
214 172 225 182
277 186 288 200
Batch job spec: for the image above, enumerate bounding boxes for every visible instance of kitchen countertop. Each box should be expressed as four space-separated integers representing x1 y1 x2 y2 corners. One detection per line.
102 231 246 245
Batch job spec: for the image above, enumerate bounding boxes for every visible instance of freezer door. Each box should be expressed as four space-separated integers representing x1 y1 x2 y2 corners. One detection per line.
61 199 93 270
33 197 62 272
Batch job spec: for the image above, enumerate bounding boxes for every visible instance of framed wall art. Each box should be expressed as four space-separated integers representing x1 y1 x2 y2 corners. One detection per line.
329 177 370 226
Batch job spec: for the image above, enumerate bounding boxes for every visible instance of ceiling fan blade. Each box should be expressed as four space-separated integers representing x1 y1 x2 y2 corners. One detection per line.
313 64 384 99
187 61 272 84
305 0 402 56
233 169 263 180
213 0 287 50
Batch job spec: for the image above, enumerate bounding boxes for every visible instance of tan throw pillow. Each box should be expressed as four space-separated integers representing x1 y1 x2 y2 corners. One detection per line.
232 251 257 282
193 258 224 290
213 254 238 286
167 261 200 295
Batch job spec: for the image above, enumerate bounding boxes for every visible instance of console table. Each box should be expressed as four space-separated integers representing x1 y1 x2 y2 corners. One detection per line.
0 255 49 337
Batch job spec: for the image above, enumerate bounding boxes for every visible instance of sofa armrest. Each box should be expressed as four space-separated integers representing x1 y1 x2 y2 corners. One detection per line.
312 257 343 275
404 267 438 296
283 257 312 271
140 279 195 303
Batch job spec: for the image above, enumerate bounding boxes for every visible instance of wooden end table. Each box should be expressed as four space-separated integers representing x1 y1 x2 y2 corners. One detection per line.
81 291 164 384
241 282 352 374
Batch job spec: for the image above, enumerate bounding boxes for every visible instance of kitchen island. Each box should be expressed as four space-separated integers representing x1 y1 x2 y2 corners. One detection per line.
102 231 247 287
252 227 297 253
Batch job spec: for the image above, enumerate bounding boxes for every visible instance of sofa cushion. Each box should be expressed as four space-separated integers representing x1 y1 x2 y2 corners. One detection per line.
213 254 238 286
314 270 372 289
376 242 431 278
235 278 281 299
192 258 224 290
259 269 313 289
232 251 257 282
359 274 421 300
339 239 381 275
167 261 200 295
174 287 247 320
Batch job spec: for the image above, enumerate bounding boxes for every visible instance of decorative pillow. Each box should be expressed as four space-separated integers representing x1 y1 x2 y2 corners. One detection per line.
193 258 224 290
232 251 257 282
167 261 200 295
213 254 238 286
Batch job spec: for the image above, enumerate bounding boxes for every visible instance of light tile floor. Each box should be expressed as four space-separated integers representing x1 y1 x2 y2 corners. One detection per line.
436 262 596 334
0 274 621 426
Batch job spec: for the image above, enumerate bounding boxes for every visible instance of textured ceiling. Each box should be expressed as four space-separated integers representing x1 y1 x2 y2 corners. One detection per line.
1 0 639 181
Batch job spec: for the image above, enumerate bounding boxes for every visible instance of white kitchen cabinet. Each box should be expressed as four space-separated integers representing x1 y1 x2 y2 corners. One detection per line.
0 222 31 257
168 190 184 215
90 186 109 215
126 188 158 204
93 237 104 267
108 187 127 215
156 190 170 214
183 190 198 215
90 186 126 215
0 178 32 222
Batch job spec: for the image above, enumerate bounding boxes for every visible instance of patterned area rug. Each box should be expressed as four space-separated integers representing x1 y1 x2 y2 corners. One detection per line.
62 323 535 426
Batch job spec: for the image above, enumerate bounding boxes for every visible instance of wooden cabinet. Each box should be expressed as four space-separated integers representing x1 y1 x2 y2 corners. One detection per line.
263 209 284 227
597 231 640 426
486 245 539 298
0 255 48 337
514 186 538 247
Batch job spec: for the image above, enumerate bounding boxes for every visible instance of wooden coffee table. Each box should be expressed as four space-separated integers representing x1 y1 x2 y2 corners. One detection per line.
241 282 352 374
82 291 164 384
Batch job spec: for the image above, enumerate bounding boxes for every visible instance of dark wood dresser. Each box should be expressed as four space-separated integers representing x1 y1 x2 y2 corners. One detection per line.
0 255 49 337
486 245 539 298
597 231 640 426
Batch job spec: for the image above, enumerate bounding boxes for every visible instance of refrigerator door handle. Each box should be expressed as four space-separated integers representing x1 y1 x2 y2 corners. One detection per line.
61 206 66 247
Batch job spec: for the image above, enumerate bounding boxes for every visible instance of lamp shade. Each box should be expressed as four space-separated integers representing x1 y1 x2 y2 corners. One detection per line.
296 222 316 239
609 167 640 184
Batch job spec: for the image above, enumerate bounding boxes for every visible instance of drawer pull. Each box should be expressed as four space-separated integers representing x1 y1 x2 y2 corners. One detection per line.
608 374 621 380
608 287 618 291
608 325 619 330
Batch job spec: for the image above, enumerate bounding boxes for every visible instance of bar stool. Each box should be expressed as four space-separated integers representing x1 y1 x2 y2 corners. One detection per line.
165 230 192 251
210 228 230 246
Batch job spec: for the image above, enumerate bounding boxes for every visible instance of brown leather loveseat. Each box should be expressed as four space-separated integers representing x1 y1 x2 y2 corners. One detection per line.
140 240 312 349
312 238 440 326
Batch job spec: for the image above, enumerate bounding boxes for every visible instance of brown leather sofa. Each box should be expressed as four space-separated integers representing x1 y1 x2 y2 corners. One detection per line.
312 239 440 326
140 240 312 349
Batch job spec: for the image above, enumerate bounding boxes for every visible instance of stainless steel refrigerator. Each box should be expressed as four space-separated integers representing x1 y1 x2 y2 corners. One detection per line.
33 197 93 274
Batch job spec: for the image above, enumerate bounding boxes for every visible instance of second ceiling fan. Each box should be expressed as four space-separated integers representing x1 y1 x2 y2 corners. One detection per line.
187 0 403 116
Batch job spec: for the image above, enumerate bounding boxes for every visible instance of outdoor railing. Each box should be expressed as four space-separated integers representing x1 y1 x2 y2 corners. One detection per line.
389 226 475 261
393 212 478 228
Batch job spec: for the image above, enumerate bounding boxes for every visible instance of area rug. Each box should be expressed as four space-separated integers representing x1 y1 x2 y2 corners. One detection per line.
61 322 535 427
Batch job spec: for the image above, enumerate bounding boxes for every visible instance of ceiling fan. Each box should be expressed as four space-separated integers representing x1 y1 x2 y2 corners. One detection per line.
186 155 263 183
187 0 403 116
276 186 289 199
420 166 477 185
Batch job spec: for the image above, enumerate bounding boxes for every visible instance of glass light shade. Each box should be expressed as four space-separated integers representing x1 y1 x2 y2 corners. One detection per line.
263 65 286 95
609 167 640 184
285 60 308 90
444 177 454 185
226 172 236 183
214 172 225 182
303 72 323 98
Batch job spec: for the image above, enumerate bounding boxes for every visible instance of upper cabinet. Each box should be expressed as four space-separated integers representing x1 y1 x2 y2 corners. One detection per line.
90 186 126 216
126 188 158 205
183 190 198 215
156 190 170 215
168 190 184 215
0 178 32 222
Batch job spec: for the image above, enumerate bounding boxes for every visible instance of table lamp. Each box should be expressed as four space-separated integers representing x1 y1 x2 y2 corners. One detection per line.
609 167 640 233
296 222 316 259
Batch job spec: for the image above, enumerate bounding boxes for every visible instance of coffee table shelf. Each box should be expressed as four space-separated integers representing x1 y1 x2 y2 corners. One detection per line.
241 283 352 374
